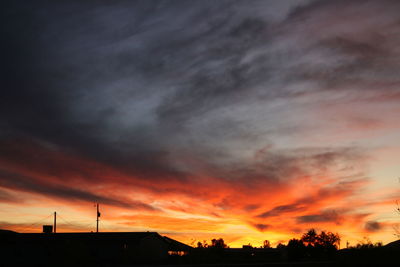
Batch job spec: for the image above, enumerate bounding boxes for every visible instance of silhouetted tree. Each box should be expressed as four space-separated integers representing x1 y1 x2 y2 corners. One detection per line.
263 240 271 248
196 240 208 248
301 229 318 247
316 231 340 249
276 242 286 249
301 229 340 249
287 238 304 247
353 237 382 249
286 229 341 260
210 238 228 249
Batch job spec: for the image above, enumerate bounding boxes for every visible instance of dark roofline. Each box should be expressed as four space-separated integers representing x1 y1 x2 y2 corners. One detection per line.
162 235 193 250
0 229 18 235
18 231 158 237
17 231 161 241
6 231 192 250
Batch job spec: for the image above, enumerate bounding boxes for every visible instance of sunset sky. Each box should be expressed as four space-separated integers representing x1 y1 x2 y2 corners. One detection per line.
1 0 400 248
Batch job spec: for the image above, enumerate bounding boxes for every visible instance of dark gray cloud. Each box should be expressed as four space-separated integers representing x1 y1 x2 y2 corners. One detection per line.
257 204 305 218
252 223 270 232
284 0 400 90
297 210 341 224
1 0 398 212
365 221 382 232
0 169 156 210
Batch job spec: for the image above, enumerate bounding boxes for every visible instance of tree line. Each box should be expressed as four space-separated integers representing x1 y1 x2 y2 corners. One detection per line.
196 229 340 250
192 228 386 262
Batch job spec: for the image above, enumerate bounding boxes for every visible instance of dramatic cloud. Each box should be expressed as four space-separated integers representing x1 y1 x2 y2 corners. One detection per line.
1 0 399 247
365 221 382 232
297 210 342 224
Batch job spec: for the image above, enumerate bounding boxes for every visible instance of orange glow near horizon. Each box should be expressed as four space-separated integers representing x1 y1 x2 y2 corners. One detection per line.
1 138 398 247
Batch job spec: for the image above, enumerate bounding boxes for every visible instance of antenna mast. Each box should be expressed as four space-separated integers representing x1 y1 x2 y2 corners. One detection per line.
54 211 57 233
96 203 100 233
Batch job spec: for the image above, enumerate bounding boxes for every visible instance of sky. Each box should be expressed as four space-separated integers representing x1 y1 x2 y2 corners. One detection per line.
1 0 400 248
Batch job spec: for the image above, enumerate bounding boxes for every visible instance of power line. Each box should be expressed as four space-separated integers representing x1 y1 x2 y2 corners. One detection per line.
18 213 54 232
56 214 94 230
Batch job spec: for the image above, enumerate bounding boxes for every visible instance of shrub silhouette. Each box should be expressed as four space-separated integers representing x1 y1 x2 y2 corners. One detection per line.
286 229 340 260
210 238 228 249
301 228 340 249
263 240 271 248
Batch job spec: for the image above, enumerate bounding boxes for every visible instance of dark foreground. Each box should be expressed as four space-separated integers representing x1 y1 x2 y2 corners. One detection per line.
3 246 400 267
1 230 399 267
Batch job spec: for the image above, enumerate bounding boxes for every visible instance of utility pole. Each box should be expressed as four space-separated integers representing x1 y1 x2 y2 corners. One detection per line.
54 211 57 233
96 203 100 233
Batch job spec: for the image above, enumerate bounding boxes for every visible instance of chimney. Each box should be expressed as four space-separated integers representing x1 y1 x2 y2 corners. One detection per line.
43 225 53 233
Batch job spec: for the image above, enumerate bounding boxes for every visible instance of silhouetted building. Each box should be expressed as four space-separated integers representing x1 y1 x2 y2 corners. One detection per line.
0 230 191 264
42 225 53 233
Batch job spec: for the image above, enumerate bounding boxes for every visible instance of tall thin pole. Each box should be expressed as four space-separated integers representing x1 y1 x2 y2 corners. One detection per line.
96 203 100 233
54 211 57 233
